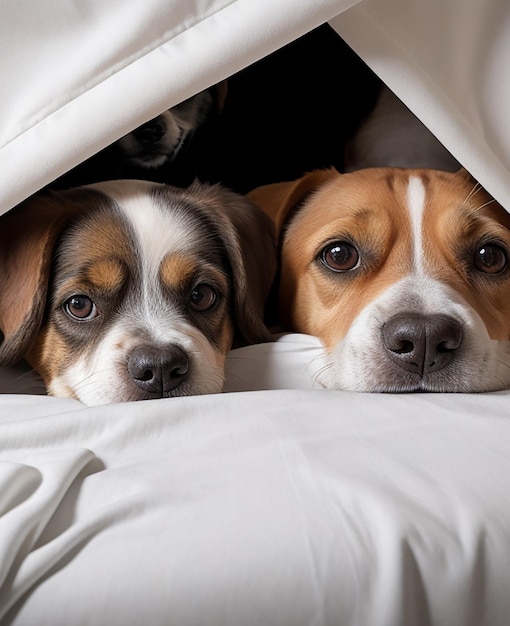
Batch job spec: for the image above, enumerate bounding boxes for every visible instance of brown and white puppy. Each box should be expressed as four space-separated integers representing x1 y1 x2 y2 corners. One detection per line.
0 179 275 405
249 167 510 392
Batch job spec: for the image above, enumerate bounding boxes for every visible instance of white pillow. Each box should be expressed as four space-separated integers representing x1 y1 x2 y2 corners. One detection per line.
0 334 326 397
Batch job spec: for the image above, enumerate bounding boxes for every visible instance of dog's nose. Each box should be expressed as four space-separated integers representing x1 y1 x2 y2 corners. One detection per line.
132 118 166 144
127 345 189 395
382 314 463 376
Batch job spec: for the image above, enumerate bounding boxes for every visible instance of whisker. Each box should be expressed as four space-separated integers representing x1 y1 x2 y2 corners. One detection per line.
226 354 263 365
12 367 42 383
72 366 118 392
225 351 281 391
473 198 497 212
491 375 506 389
311 362 333 388
223 371 247 390
464 181 482 204
309 351 326 368
3 366 47 394
496 358 510 371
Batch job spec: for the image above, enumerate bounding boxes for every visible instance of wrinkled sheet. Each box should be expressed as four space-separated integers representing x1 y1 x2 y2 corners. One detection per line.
0 0 358 214
1 336 510 625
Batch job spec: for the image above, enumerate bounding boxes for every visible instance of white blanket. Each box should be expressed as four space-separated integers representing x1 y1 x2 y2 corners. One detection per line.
1 336 510 625
2 392 510 625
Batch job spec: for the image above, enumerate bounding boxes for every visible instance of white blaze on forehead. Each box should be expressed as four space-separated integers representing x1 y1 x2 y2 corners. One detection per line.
94 181 204 337
406 175 427 274
103 183 202 270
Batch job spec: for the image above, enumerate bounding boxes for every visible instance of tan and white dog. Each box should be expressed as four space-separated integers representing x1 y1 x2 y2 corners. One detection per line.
0 180 276 405
249 167 510 392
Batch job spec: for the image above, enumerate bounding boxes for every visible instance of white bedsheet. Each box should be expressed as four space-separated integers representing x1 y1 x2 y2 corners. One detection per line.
1 336 510 625
1 392 510 625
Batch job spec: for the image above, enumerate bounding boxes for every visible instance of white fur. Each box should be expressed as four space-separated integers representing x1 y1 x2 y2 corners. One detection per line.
407 176 426 275
318 275 510 392
50 318 224 406
101 181 202 340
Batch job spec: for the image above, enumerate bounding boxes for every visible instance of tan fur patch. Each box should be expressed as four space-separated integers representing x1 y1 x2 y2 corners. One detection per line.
160 253 198 291
85 258 126 292
215 318 235 356
22 208 135 389
50 210 135 306
25 325 74 395
160 252 234 352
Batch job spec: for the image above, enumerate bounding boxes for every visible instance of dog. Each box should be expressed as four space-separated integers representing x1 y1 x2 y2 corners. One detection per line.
115 89 218 170
248 167 510 392
0 179 276 405
50 85 226 189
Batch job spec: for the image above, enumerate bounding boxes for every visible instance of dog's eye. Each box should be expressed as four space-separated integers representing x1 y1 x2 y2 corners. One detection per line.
189 284 218 312
64 295 98 320
473 243 508 274
320 242 359 272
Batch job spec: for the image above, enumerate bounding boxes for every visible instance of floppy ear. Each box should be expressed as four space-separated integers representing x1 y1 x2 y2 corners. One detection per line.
0 190 91 365
190 184 277 344
247 168 338 236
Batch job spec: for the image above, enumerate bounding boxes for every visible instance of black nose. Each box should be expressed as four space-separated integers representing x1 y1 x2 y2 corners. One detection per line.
132 117 166 144
127 345 189 395
382 314 463 376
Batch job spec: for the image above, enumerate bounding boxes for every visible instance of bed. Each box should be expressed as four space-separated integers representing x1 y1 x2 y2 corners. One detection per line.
1 1 510 624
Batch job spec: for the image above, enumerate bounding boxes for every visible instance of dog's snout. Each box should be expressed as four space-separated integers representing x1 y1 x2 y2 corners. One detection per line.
127 345 189 395
382 314 463 376
132 118 166 145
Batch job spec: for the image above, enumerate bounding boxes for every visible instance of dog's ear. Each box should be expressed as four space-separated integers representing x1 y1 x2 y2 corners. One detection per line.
192 184 277 344
247 168 338 236
0 190 91 366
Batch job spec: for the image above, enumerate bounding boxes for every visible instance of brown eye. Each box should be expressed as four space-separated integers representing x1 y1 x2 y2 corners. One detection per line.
320 242 360 272
473 243 508 274
189 284 218 312
64 295 98 320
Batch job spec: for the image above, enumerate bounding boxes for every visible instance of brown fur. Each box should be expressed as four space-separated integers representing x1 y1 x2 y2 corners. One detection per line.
0 188 108 364
175 183 277 345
